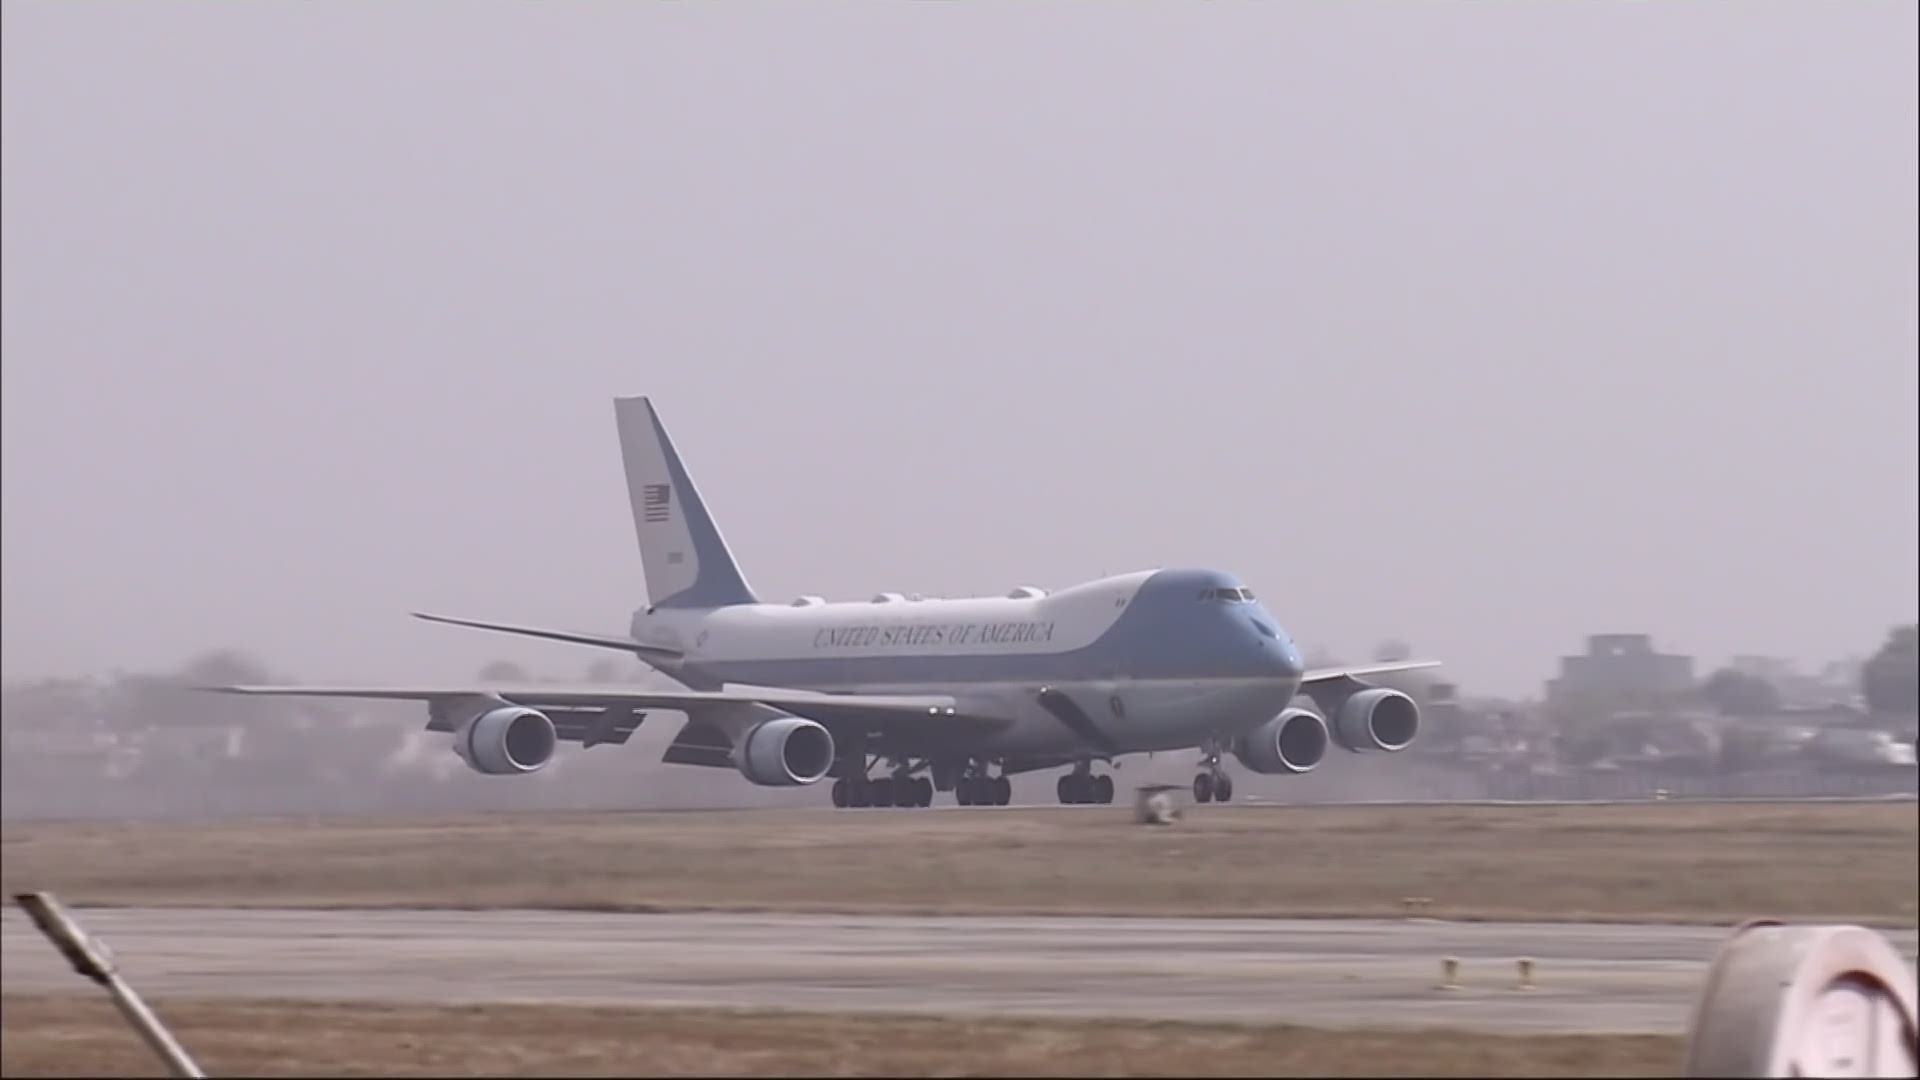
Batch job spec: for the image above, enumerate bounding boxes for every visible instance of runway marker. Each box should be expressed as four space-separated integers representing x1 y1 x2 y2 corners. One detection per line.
1436 956 1460 990
1516 957 1536 991
12 892 204 1079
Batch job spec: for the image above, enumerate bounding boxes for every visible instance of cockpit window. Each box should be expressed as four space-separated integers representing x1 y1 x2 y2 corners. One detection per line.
1198 587 1255 602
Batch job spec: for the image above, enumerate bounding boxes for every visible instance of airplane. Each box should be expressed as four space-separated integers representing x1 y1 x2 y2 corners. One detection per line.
202 396 1442 809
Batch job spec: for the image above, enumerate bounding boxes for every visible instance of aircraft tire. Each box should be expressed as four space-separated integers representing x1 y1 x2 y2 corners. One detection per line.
1094 774 1114 804
915 777 934 806
1055 776 1073 804
870 777 894 808
831 780 848 808
1213 774 1233 803
1193 772 1214 804
994 776 1012 805
850 782 871 809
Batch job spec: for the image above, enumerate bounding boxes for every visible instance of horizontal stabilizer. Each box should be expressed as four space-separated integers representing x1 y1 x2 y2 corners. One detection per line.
411 611 681 660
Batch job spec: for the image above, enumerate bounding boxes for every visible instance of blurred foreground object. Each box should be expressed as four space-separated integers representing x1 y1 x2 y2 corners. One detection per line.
13 891 206 1079
1133 783 1185 824
1685 920 1917 1077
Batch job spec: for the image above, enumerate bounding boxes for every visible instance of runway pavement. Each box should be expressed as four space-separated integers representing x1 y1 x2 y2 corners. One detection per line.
4 907 1915 1035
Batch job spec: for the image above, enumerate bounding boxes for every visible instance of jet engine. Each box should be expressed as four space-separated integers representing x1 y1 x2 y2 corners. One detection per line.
453 706 558 775
1328 687 1420 753
1232 708 1330 774
736 717 836 786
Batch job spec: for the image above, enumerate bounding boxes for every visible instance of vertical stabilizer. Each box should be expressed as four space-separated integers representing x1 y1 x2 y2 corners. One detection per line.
613 397 759 610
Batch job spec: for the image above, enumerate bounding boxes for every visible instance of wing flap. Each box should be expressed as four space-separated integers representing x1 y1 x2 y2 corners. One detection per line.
201 682 1004 733
424 703 646 747
661 718 734 768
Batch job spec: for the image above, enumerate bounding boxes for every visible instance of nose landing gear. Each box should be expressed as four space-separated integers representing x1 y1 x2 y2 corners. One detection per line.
1193 740 1234 804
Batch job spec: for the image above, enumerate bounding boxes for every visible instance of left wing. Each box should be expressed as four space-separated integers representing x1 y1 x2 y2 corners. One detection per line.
200 682 1005 734
1300 660 1441 685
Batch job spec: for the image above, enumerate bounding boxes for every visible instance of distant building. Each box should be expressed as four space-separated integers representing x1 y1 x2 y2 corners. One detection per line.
1545 633 1695 715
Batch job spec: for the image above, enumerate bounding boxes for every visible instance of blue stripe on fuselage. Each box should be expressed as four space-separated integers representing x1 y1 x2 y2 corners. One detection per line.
678 569 1305 689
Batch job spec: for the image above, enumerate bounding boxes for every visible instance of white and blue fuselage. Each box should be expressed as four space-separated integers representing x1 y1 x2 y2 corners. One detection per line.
633 568 1307 759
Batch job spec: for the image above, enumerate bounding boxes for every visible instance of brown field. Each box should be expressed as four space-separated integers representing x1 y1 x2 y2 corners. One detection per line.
3 801 1915 924
0 995 1687 1078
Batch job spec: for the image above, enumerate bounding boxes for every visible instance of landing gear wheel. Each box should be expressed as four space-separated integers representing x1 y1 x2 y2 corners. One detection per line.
870 777 894 808
1056 776 1073 804
1213 774 1233 803
1193 772 1214 804
994 776 1012 806
850 782 871 809
1094 774 1114 805
915 777 933 807
831 779 848 808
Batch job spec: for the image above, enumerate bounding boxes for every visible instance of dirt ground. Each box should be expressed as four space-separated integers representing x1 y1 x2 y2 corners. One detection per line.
3 801 1915 924
0 995 1687 1078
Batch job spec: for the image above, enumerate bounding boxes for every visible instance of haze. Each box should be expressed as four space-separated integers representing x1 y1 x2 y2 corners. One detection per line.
3 2 1915 698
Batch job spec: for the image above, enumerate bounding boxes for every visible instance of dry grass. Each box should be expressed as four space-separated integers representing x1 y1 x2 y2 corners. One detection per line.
3 801 1915 925
0 994 1687 1078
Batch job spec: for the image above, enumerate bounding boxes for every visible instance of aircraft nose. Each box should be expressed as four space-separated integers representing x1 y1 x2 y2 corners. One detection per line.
1272 640 1304 680
1249 618 1304 679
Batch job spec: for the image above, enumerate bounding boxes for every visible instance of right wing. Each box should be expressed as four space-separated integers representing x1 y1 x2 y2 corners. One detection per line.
1300 660 1442 685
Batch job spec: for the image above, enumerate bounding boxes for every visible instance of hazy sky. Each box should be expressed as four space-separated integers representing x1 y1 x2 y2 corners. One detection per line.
4 2 1915 698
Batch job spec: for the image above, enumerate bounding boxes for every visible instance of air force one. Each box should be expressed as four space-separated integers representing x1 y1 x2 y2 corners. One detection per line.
204 396 1441 809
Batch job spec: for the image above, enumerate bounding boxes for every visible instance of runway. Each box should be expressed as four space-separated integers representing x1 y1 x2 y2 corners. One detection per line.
4 908 1914 1035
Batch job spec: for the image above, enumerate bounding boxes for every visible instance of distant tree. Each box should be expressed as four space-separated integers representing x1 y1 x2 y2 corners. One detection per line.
174 649 275 689
1557 730 1611 767
1372 639 1411 663
1861 624 1919 716
1303 644 1343 670
478 660 529 683
1700 667 1782 717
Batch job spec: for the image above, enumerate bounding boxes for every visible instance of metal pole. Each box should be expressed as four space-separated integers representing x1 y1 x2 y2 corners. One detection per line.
13 892 206 1079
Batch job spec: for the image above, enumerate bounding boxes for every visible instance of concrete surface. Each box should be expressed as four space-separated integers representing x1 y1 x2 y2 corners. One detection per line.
4 908 1915 1035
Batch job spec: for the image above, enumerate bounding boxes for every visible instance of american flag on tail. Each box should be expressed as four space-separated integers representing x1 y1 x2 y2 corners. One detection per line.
642 483 672 523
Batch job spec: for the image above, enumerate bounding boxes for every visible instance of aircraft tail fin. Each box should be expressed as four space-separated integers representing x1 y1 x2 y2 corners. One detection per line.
613 397 759 611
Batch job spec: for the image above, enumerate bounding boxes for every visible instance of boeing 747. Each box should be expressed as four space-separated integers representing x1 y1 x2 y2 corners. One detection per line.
204 397 1440 808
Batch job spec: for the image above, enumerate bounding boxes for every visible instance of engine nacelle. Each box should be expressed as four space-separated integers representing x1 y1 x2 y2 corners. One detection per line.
453 706 558 775
1233 708 1330 774
1330 687 1420 753
736 717 836 786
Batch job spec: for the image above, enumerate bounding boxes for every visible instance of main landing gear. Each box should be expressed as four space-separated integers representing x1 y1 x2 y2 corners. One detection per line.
955 768 1013 807
829 757 1006 809
830 772 933 809
1193 740 1234 804
1056 762 1115 805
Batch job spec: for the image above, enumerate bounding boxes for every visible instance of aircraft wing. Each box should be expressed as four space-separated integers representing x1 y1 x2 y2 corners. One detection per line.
1300 660 1443 684
200 682 1004 733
